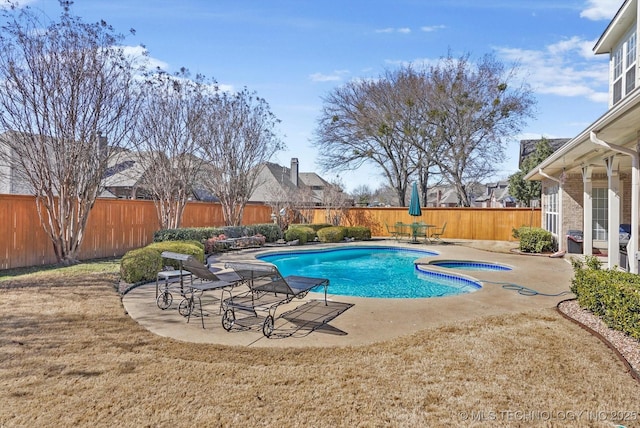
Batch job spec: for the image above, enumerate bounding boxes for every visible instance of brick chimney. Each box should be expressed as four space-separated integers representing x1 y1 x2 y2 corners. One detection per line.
290 158 299 187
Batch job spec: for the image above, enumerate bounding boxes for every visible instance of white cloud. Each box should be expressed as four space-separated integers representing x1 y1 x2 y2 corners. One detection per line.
1 0 37 9
309 70 349 82
580 0 620 20
122 45 169 71
495 36 609 104
375 27 411 34
420 25 446 32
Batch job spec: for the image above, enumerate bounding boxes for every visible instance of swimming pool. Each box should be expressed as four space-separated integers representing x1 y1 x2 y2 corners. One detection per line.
257 246 482 298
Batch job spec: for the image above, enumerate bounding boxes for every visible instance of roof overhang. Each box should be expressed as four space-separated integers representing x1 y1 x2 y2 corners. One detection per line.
593 0 637 55
526 86 640 181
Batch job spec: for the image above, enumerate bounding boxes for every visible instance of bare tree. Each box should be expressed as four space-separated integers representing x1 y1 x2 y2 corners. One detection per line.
423 53 535 206
130 69 211 229
351 184 373 206
314 67 431 206
0 3 138 264
200 88 283 226
322 178 350 226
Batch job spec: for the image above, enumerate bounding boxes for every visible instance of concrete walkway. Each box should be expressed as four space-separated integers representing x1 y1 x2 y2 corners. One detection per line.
121 240 576 348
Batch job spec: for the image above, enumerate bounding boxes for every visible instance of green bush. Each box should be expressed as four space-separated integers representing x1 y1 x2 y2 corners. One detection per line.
120 247 162 284
146 240 204 267
345 226 371 240
154 224 283 244
317 226 347 243
284 226 315 244
244 223 283 242
515 226 554 253
309 223 333 232
153 227 221 243
121 241 204 283
571 256 640 340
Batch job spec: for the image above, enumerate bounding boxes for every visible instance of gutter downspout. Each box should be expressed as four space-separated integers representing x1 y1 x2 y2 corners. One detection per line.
538 169 564 253
591 131 639 274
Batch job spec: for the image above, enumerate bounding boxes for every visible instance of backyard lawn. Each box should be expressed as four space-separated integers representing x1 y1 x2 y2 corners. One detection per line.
0 259 638 427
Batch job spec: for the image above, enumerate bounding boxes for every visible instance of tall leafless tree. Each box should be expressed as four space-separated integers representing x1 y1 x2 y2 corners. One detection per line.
200 88 283 226
0 3 138 264
129 69 211 229
314 67 434 206
423 53 535 206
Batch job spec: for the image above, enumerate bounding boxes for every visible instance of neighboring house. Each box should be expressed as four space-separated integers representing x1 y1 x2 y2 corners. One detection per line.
475 181 516 208
102 149 218 202
425 183 487 207
0 133 34 195
102 150 150 199
525 0 640 272
0 130 109 196
518 138 569 169
249 158 338 205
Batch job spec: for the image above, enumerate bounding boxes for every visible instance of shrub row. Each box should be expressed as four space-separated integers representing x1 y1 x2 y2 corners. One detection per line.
153 223 282 244
285 224 372 244
512 226 554 253
120 240 204 284
571 256 640 340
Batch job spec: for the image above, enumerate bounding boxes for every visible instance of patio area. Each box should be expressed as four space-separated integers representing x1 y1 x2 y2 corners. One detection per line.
122 239 576 348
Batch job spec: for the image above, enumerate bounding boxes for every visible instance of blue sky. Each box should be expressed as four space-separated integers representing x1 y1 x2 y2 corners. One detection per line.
18 0 623 192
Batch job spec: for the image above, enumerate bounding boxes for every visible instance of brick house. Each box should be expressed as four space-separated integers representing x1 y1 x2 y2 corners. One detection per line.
526 0 640 272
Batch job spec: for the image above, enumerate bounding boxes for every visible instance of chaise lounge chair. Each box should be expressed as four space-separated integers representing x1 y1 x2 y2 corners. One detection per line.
221 261 330 337
177 256 242 328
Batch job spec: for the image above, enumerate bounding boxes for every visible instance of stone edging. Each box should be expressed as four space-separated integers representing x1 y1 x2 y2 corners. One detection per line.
555 298 640 384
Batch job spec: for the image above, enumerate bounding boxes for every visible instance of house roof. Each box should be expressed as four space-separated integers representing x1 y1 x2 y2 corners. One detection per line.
526 87 640 181
593 0 636 55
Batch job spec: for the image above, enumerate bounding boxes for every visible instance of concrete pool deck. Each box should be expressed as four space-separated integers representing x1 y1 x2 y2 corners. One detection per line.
121 239 577 348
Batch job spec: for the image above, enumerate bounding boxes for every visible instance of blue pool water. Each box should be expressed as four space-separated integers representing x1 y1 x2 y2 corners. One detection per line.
257 246 482 298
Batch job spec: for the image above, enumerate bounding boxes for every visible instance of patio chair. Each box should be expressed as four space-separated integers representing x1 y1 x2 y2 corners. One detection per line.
384 221 400 240
177 256 242 328
221 261 329 337
430 222 447 242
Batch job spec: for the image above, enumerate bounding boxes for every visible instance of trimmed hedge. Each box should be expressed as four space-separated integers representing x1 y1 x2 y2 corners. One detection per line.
571 256 640 340
120 247 162 284
345 226 371 240
284 226 316 244
120 240 204 284
153 224 282 243
317 226 347 243
513 226 554 253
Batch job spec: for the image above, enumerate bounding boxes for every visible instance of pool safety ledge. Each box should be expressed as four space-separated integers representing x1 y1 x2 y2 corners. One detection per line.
413 263 483 293
422 259 513 271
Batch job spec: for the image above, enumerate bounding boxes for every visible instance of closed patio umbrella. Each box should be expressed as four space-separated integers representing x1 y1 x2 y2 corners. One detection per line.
409 181 422 217
408 182 422 242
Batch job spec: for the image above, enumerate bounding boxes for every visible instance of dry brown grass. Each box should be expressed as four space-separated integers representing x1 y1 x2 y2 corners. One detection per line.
1 266 638 428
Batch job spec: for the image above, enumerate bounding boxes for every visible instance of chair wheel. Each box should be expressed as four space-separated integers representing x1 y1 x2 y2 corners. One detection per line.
222 309 235 331
263 315 274 337
178 298 193 317
156 292 172 310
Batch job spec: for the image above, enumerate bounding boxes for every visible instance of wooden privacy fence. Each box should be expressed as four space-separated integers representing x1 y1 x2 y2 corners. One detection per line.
0 195 272 269
0 194 539 269
310 206 540 241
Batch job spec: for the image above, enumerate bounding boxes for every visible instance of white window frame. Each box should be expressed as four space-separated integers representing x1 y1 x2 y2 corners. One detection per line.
592 187 608 242
612 26 637 104
544 185 558 236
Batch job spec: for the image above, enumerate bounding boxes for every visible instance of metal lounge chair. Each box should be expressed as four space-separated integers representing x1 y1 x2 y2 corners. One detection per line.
221 261 329 337
177 256 242 328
